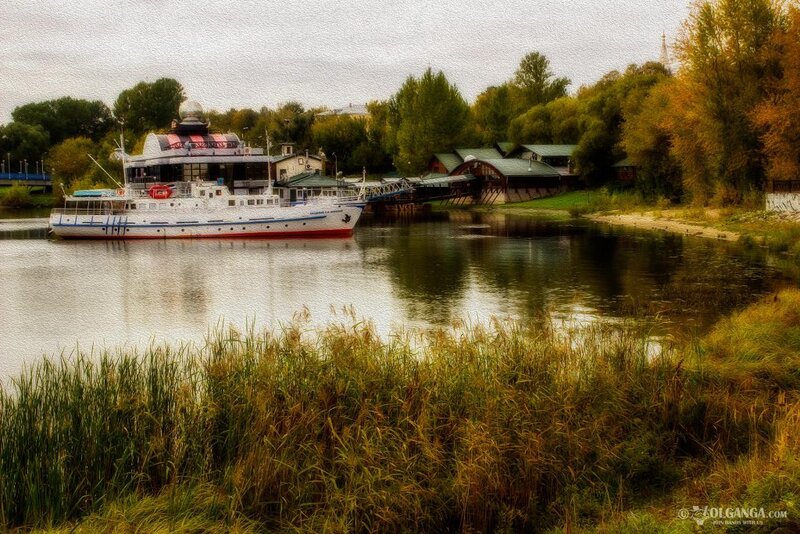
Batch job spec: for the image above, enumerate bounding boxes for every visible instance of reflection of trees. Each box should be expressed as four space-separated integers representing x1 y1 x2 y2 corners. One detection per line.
385 221 468 324
389 212 784 336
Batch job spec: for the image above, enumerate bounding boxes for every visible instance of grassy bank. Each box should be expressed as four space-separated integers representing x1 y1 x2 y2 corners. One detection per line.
0 184 56 209
2 293 799 532
500 189 800 257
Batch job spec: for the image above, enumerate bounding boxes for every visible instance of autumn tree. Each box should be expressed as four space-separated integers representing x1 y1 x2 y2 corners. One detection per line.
388 68 470 174
753 6 800 186
671 0 787 202
47 137 96 185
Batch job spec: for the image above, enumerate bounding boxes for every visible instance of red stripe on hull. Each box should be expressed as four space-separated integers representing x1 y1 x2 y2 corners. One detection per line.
56 228 355 240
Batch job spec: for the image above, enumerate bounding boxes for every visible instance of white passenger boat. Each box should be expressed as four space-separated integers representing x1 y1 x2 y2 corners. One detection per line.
49 101 362 239
49 181 361 239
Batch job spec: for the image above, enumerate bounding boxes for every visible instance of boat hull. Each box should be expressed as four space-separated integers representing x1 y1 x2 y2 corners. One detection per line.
49 205 362 239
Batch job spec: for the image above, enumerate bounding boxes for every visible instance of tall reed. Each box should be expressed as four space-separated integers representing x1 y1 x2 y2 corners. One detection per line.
0 304 793 532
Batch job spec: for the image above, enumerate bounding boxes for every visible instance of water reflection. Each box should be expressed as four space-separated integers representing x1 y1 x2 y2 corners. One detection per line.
0 211 793 379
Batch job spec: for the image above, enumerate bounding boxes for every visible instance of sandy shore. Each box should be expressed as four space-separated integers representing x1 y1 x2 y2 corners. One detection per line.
587 213 740 241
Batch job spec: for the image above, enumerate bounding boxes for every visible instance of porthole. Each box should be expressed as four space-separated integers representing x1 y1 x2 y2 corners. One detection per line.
285 224 288 227
242 227 245 230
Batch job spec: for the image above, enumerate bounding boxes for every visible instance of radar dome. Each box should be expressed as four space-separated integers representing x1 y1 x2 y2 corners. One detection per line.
179 100 204 120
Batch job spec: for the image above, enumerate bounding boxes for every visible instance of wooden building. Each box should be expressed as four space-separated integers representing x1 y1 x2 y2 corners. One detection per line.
449 158 565 204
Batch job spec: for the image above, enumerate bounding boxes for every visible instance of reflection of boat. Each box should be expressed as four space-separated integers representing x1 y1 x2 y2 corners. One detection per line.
49 102 362 239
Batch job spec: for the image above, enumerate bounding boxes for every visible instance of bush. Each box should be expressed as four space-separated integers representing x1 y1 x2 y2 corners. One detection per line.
0 184 34 208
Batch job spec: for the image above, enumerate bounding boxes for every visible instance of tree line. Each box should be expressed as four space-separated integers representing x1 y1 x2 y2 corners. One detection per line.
2 0 799 205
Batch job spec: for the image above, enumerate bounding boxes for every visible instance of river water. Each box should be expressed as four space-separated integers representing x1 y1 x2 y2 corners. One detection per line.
0 210 794 379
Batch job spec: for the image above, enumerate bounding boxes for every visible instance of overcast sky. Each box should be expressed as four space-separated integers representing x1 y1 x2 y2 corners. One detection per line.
0 0 690 123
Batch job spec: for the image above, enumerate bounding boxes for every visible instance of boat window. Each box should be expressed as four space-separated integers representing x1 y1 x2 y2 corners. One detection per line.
130 204 136 210
247 199 255 206
240 201 244 206
149 203 156 209
209 193 213 199
215 190 222 196
256 199 263 205
228 200 235 206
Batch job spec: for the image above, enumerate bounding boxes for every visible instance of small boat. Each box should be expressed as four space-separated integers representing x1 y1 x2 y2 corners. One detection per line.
49 101 362 239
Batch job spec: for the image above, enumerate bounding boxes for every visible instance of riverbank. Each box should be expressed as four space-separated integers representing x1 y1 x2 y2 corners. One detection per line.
587 212 740 241
494 191 800 255
1 290 798 532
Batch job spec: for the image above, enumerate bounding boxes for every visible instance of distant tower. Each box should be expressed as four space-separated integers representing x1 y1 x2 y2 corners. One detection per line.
660 32 672 71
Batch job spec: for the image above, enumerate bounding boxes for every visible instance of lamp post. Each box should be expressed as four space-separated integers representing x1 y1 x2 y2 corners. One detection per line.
332 152 338 177
24 159 28 179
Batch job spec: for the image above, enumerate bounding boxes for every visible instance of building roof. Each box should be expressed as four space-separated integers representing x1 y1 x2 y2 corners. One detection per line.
454 147 503 161
495 142 516 156
612 157 636 168
277 172 339 188
522 144 577 158
476 158 561 178
317 104 370 117
432 153 463 173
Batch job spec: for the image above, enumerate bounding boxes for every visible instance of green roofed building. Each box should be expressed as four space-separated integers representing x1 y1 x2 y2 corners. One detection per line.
508 144 578 175
429 153 464 174
612 157 637 183
454 147 503 161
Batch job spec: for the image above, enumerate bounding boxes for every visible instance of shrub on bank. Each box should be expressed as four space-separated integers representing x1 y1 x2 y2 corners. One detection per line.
0 184 33 208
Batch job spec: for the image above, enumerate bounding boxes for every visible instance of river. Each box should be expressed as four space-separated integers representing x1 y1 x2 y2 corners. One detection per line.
0 210 794 379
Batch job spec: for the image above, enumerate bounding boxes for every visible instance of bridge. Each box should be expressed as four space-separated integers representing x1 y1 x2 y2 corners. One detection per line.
0 172 53 189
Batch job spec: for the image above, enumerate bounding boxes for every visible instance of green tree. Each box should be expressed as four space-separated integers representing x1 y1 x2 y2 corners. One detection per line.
572 63 671 186
621 80 683 199
671 0 787 202
511 52 570 113
388 68 470 175
0 122 50 170
311 115 368 173
12 97 113 145
113 78 185 134
471 84 514 145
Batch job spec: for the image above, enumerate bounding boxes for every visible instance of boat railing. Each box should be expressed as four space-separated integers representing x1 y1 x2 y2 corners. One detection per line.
52 206 125 215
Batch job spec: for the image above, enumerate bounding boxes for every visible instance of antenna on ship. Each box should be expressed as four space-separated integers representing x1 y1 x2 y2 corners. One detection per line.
265 128 273 196
119 120 128 189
